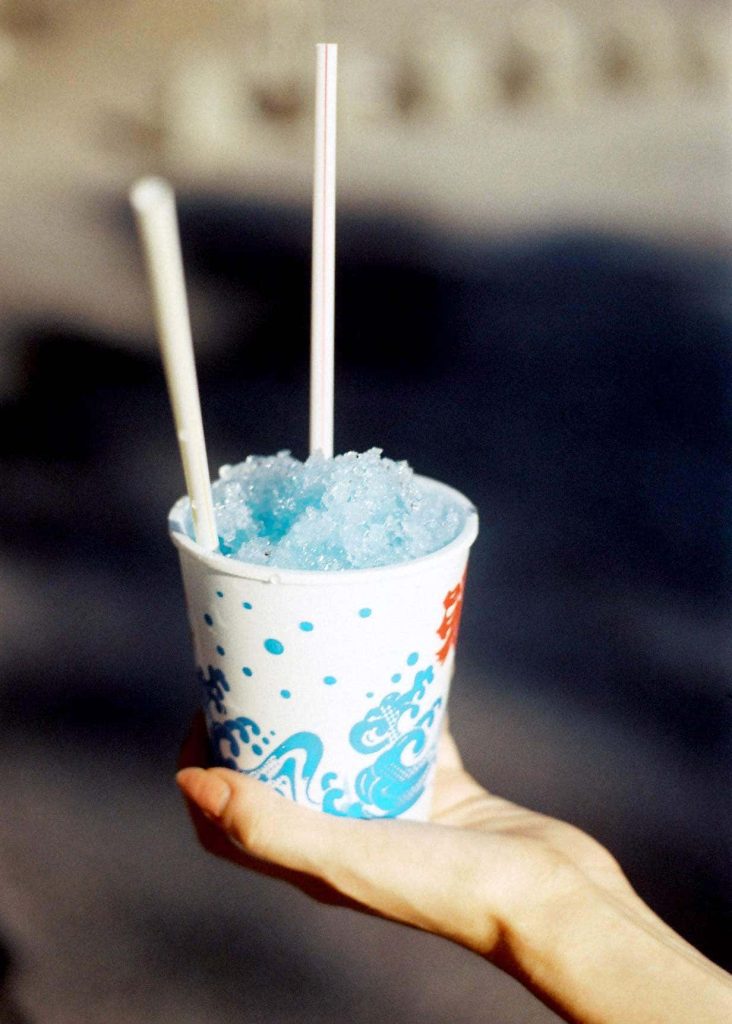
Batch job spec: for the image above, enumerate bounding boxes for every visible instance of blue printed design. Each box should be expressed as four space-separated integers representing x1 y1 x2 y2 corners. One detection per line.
323 663 440 818
212 718 324 805
416 697 443 731
198 665 230 714
247 732 324 803
350 665 434 755
211 716 262 767
352 730 430 813
200 655 443 819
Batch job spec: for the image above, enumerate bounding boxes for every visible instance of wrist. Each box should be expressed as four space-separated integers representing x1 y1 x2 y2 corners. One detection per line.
494 874 732 1024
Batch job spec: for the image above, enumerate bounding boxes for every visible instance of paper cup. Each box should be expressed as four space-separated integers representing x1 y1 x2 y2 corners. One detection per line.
169 477 478 821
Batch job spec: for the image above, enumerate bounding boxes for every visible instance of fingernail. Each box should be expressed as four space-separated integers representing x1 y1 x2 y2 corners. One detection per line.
176 768 232 820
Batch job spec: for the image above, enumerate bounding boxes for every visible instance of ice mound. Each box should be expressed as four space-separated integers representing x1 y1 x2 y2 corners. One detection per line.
196 448 466 570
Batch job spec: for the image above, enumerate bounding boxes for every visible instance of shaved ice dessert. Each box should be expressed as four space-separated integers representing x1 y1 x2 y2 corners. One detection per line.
177 448 468 570
138 46 479 819
168 451 478 819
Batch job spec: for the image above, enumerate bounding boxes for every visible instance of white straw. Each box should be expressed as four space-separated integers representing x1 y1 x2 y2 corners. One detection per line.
310 42 338 458
130 177 219 551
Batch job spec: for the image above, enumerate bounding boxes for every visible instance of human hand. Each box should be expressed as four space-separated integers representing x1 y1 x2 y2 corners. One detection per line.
176 711 629 942
176 713 732 1024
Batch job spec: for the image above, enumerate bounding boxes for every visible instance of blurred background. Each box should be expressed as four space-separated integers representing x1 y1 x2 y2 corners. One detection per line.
0 1 730 1021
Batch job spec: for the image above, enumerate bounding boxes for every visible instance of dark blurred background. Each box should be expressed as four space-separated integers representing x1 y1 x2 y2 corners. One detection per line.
0 2 731 1022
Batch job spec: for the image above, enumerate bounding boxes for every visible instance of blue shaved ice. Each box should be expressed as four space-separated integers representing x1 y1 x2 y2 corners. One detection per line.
186 449 466 570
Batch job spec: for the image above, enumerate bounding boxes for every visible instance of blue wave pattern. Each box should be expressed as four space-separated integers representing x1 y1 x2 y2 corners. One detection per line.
325 665 440 818
198 664 230 714
249 731 324 803
210 715 262 764
211 717 324 804
350 666 435 754
202 659 442 818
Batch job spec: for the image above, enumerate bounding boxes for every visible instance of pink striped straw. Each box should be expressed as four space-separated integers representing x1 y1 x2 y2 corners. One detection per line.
309 42 338 458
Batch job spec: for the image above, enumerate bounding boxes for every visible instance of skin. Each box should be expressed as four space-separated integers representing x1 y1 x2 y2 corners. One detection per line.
176 714 732 1024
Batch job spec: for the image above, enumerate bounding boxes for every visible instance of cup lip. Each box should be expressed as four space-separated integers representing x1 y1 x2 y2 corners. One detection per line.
168 474 478 586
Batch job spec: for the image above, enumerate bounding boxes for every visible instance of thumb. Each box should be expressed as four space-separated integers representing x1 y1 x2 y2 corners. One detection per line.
176 766 501 954
176 765 339 877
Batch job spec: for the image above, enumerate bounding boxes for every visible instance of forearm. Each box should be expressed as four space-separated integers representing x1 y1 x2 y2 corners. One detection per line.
498 881 732 1024
177 755 730 1023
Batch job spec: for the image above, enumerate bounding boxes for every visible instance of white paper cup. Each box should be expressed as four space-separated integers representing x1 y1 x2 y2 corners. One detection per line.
169 477 478 821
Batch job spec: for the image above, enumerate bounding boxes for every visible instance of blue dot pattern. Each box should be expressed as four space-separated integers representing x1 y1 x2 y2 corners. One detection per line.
199 601 446 819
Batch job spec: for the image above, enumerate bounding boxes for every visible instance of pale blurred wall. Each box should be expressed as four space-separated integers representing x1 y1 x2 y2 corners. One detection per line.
0 0 728 378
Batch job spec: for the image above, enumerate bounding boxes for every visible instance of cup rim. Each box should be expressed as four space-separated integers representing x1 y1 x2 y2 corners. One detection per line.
168 475 478 586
